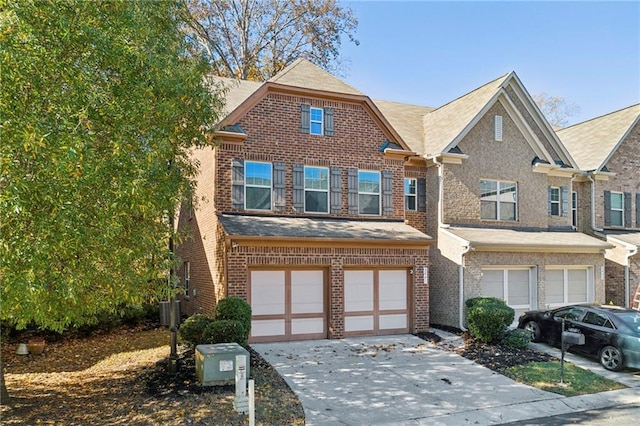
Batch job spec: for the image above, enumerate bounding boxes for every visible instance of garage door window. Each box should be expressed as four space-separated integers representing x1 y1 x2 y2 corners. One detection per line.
480 268 531 319
546 268 589 307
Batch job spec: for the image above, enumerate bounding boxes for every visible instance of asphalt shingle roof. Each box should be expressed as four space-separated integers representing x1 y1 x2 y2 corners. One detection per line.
557 104 640 171
219 214 433 242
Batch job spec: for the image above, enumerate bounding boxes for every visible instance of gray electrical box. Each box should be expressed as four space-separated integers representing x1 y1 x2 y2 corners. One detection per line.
195 343 250 386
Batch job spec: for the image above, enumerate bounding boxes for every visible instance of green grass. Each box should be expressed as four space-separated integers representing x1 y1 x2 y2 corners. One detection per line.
504 361 626 397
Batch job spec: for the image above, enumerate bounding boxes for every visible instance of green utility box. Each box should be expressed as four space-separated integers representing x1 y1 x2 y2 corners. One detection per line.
195 343 250 386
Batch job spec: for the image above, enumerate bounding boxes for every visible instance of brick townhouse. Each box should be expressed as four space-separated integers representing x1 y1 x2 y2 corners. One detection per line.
177 59 619 340
175 59 434 342
557 104 640 309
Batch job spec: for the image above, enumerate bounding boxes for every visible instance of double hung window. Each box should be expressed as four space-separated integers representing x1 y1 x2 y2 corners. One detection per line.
245 161 272 210
359 171 381 215
304 166 329 213
404 178 417 211
480 180 517 221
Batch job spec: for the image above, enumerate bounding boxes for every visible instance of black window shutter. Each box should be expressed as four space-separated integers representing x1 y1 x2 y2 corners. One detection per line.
624 192 632 227
273 162 286 211
604 190 611 226
561 186 569 217
330 166 342 214
636 193 640 227
231 158 245 209
292 164 304 211
347 168 358 215
417 178 426 212
324 107 334 136
300 104 310 134
382 170 393 215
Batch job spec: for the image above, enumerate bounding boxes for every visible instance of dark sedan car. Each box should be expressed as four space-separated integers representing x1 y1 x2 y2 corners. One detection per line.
517 304 640 371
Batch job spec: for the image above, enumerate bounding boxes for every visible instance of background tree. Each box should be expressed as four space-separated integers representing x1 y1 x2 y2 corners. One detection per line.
0 0 223 401
533 92 580 128
183 0 358 80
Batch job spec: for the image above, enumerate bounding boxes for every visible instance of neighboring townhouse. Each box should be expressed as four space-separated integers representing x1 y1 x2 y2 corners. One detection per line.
383 72 611 329
175 59 434 342
557 105 640 309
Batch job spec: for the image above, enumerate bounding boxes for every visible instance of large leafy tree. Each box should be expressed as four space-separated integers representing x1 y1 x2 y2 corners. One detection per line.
184 0 358 80
0 0 222 399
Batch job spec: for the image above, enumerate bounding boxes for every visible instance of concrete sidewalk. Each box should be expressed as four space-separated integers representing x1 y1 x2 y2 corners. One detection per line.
251 333 640 425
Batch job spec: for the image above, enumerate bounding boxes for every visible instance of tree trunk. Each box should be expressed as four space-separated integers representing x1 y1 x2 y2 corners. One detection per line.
0 355 9 406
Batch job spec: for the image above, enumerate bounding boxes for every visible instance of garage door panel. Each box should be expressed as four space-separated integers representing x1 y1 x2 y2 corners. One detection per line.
291 270 324 314
344 271 373 312
379 314 407 330
251 271 285 315
252 319 285 337
568 269 587 303
291 318 324 335
345 315 374 332
379 270 407 311
508 270 530 306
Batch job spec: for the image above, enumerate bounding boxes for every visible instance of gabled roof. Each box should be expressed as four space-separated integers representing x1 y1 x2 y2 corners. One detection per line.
423 73 510 156
372 99 434 154
267 58 363 96
209 76 263 117
557 104 640 172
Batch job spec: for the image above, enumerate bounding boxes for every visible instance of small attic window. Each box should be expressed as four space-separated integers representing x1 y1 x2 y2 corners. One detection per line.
494 115 503 141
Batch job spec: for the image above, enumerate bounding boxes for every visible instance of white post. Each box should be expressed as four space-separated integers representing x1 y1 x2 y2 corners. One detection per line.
248 379 255 426
233 354 249 413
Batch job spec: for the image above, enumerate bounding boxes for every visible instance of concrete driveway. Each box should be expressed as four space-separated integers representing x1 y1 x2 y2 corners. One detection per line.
252 334 562 425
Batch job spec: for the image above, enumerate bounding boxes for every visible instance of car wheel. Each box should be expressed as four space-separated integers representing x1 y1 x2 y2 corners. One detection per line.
600 346 623 371
523 321 541 342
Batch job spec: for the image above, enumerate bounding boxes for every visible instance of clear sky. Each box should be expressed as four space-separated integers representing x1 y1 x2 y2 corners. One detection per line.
339 0 640 126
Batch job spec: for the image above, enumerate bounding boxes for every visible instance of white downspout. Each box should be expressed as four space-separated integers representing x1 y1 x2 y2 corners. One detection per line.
625 247 638 307
459 245 472 331
586 174 604 233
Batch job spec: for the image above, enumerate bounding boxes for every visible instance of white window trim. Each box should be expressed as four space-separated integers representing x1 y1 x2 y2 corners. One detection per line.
358 170 381 216
304 166 329 214
245 160 272 211
550 187 561 217
310 107 323 136
404 177 417 211
610 191 624 226
480 179 518 221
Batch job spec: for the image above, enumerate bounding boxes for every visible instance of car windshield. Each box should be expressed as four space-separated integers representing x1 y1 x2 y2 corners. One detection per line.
615 312 640 334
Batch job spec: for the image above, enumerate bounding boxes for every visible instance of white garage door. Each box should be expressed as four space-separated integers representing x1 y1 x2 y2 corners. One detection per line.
250 269 326 342
545 268 591 308
344 269 409 336
481 268 532 320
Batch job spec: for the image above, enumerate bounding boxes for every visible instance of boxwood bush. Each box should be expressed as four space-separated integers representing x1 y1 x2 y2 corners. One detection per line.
465 297 514 343
179 313 215 347
214 296 251 342
203 319 248 347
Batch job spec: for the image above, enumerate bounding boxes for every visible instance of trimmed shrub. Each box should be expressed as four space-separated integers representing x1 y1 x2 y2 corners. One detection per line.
203 319 248 347
500 328 531 349
179 313 215 347
214 296 251 339
465 297 514 343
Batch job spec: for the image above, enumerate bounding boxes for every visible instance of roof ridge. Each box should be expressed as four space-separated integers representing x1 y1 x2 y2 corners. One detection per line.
267 58 305 83
427 72 512 113
373 98 434 109
558 103 640 131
